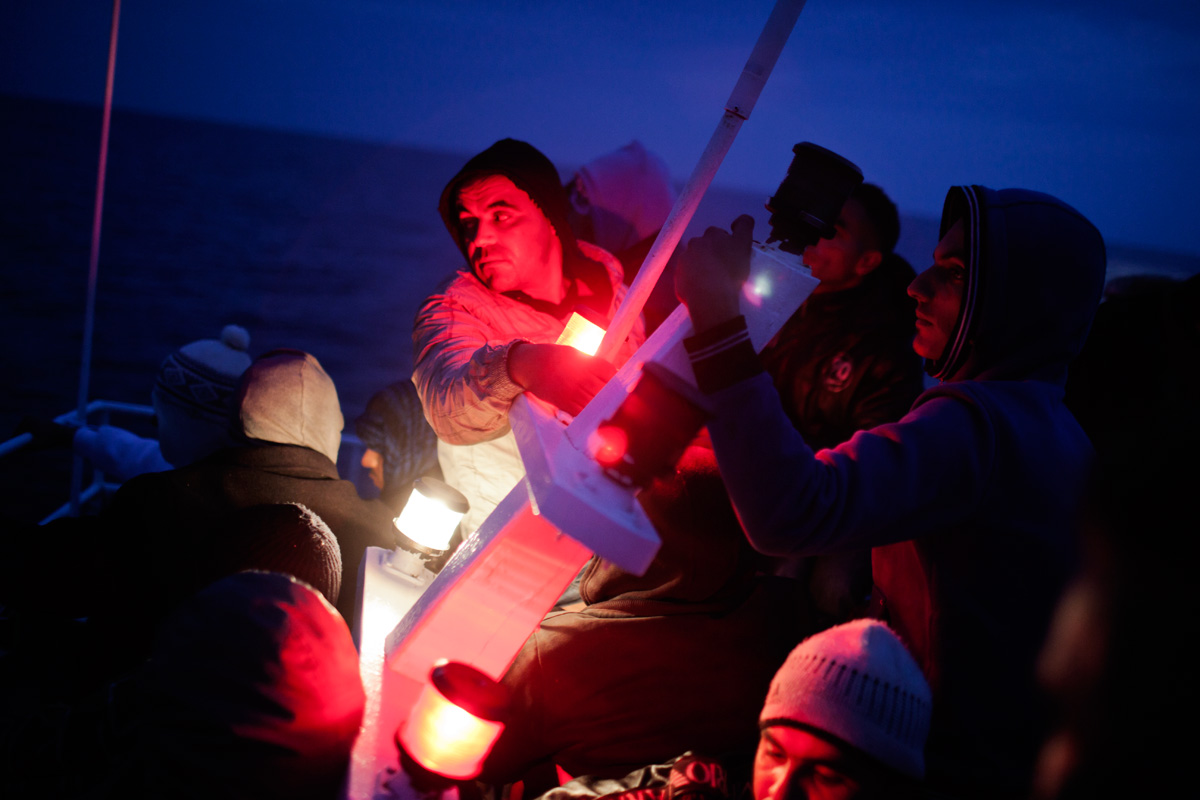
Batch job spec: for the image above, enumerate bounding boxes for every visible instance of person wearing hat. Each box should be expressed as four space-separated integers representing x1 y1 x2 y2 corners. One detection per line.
10 349 397 652
414 139 646 538
754 619 932 800
132 570 366 799
511 619 930 800
14 324 252 482
354 379 441 513
92 349 397 629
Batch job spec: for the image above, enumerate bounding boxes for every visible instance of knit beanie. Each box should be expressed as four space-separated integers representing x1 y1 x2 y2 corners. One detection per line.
220 504 343 608
353 380 440 493
154 324 252 420
142 571 365 800
237 349 344 466
438 138 582 267
760 619 932 779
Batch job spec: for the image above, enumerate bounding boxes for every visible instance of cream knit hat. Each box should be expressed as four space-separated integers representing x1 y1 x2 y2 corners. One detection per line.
759 619 932 779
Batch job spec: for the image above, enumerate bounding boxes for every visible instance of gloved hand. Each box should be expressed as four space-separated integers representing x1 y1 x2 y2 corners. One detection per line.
507 342 616 416
14 415 79 451
676 215 755 333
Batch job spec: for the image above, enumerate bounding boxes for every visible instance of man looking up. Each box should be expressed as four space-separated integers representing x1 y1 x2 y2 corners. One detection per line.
414 139 645 538
758 182 924 624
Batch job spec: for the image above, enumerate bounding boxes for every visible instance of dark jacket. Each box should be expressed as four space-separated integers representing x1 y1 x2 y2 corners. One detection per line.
478 447 805 794
759 253 924 451
685 186 1106 799
99 443 396 631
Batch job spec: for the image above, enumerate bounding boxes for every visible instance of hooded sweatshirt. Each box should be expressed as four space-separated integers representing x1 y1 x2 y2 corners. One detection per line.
415 139 644 536
81 350 395 643
567 140 681 334
478 447 804 794
683 187 1105 799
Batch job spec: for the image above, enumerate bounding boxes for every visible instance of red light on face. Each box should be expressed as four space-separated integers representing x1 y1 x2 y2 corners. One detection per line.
589 425 629 468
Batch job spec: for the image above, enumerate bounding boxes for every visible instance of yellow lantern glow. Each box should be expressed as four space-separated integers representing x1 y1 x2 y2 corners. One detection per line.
394 477 468 553
398 660 509 780
556 311 606 356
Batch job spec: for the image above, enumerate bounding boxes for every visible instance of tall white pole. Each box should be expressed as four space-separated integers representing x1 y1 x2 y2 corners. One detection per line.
71 0 121 514
597 0 808 361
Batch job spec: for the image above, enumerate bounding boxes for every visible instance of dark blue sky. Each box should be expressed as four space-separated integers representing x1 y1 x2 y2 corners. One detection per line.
4 0 1198 255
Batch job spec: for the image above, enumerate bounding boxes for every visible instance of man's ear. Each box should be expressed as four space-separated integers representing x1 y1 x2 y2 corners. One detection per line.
854 250 883 276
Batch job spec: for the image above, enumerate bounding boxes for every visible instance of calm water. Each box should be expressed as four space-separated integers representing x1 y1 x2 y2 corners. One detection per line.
2 93 1196 520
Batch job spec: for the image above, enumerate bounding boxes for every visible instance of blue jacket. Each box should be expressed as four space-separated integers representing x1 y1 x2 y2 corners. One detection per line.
686 186 1105 798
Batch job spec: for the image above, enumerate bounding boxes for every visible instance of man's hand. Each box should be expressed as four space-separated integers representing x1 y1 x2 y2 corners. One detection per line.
676 214 755 334
507 342 616 416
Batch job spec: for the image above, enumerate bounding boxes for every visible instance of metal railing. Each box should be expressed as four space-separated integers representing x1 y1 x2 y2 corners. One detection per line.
0 400 371 524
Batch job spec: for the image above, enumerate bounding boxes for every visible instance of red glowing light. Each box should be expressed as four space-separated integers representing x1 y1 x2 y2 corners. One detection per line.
590 425 629 468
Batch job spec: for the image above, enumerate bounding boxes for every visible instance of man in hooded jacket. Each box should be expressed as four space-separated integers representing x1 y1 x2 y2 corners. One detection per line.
675 186 1106 799
414 139 645 537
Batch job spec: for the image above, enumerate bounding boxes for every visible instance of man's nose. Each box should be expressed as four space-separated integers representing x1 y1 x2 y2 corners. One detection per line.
908 268 931 301
470 220 498 247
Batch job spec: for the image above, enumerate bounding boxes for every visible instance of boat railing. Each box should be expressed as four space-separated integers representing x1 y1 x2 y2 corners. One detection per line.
0 400 370 525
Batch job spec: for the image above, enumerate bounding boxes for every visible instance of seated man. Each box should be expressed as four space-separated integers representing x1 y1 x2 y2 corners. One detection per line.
478 446 806 795
136 571 365 799
23 349 398 650
753 619 931 800
414 139 645 538
354 379 441 514
676 186 1105 798
527 619 932 800
16 324 253 481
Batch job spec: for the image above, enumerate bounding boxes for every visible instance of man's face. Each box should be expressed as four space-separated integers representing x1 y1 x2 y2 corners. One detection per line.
753 726 886 800
455 174 562 299
360 447 384 491
801 198 881 295
907 217 966 361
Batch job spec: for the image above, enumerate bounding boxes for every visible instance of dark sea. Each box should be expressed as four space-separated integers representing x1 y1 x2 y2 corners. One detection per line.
2 93 1197 522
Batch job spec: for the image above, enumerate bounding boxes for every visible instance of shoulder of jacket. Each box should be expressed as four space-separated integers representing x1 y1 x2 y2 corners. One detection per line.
579 241 625 288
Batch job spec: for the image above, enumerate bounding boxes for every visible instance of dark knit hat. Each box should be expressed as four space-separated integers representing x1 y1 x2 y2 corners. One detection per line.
154 324 252 421
220 503 343 607
353 380 440 494
438 138 582 267
142 571 364 799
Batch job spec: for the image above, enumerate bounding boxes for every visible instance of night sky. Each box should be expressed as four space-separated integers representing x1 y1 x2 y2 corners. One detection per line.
4 0 1198 256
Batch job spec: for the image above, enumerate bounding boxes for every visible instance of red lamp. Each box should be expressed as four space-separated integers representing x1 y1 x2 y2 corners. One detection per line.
398 660 510 780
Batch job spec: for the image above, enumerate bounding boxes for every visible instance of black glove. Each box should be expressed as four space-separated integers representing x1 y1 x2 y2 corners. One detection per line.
14 415 79 451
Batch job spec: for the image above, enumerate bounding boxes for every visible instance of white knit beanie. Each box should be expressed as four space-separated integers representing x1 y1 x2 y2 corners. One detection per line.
154 325 252 420
759 619 932 779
